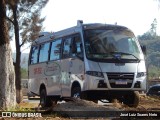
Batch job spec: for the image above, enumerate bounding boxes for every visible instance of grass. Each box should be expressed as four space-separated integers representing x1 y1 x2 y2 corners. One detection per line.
0 104 36 112
0 99 39 112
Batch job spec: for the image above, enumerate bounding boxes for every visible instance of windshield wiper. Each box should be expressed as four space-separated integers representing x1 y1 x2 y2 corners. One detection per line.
110 52 140 62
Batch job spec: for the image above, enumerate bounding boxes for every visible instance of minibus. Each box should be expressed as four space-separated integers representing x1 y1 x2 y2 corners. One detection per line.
28 20 146 107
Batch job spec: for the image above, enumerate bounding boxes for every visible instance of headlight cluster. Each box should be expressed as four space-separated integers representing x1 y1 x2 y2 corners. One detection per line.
86 71 104 78
136 72 146 78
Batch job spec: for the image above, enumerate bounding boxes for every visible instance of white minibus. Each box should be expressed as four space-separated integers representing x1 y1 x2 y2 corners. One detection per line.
28 20 146 107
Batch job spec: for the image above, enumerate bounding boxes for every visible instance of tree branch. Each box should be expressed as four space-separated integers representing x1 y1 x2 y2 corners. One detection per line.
20 40 26 47
6 16 14 25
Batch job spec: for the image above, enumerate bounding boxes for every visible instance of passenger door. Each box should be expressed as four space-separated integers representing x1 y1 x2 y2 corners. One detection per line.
61 34 85 97
61 37 72 97
47 39 62 96
69 34 85 85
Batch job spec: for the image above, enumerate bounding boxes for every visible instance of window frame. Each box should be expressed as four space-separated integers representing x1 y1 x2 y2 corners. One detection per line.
29 45 40 65
49 38 62 61
29 33 83 65
39 42 51 63
62 37 72 59
61 33 83 59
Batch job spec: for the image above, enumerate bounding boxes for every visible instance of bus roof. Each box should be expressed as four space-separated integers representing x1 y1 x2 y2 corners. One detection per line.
32 21 129 45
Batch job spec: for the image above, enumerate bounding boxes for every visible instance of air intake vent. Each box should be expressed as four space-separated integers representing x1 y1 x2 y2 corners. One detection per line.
107 72 134 88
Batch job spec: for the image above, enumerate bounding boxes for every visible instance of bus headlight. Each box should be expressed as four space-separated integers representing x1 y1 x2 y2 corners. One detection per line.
136 72 146 78
86 71 104 78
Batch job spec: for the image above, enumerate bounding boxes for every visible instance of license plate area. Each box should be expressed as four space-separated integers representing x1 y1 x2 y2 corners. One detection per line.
115 80 127 85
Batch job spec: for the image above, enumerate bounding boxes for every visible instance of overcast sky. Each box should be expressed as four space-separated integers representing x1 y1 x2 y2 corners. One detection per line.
42 0 160 36
12 0 160 53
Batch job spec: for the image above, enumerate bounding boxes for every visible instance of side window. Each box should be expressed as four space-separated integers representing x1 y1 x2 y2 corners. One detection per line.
30 46 39 64
50 39 62 60
72 35 83 58
39 43 50 62
62 38 72 58
128 38 139 53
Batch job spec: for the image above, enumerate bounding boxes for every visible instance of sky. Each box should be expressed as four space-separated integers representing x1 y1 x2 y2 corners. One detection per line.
42 0 160 35
12 0 160 53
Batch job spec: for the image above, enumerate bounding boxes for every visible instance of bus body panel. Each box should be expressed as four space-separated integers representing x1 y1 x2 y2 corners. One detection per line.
61 58 72 97
98 62 137 73
45 61 62 96
28 61 62 96
69 57 85 92
28 64 44 95
83 59 146 91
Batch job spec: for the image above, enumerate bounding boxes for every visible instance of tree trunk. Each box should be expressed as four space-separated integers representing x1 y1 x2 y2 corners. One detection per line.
0 0 16 109
12 4 23 103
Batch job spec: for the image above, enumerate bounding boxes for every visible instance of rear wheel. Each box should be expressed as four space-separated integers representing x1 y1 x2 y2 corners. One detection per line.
40 89 53 108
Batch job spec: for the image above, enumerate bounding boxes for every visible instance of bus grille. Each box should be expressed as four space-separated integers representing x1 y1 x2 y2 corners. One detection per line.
107 73 134 88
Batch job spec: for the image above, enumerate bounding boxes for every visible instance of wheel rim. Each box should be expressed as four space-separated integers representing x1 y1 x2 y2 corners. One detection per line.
41 96 45 106
40 90 46 107
73 93 80 98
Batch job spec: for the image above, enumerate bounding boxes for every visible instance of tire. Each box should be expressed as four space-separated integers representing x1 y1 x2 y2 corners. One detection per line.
107 97 113 103
92 100 98 103
132 91 140 108
123 91 140 107
40 89 52 108
81 92 98 103
71 87 81 99
28 96 32 100
81 92 88 100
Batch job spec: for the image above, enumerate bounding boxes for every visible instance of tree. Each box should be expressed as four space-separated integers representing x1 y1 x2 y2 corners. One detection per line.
21 68 28 79
138 18 158 41
0 0 16 109
137 32 154 40
150 18 157 37
6 0 48 103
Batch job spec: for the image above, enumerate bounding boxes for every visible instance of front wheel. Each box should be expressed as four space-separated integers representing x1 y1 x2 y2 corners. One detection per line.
123 91 140 107
71 87 81 99
92 100 98 103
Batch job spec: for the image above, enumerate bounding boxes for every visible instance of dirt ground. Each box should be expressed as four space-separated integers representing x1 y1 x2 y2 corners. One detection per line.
1 94 160 120
116 94 160 111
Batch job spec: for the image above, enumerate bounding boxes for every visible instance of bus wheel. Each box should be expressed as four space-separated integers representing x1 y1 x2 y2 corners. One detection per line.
71 87 81 99
92 100 98 103
123 91 140 108
40 89 52 108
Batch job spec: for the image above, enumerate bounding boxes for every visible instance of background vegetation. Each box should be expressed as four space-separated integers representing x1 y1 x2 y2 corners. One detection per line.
138 18 160 80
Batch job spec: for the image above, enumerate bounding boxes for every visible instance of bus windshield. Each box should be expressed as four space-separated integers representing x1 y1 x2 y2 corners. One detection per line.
84 28 141 62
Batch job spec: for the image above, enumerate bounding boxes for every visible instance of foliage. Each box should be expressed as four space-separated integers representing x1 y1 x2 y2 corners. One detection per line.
5 0 49 103
2 104 34 111
137 18 158 41
148 66 160 79
21 68 28 79
137 32 155 40
150 18 157 36
138 18 160 79
6 0 48 45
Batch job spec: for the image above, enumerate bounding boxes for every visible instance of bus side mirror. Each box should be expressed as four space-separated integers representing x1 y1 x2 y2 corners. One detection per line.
141 45 146 55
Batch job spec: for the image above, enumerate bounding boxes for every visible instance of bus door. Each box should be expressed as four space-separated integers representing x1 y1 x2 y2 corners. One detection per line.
69 35 84 88
61 37 72 97
61 34 84 97
46 39 62 96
